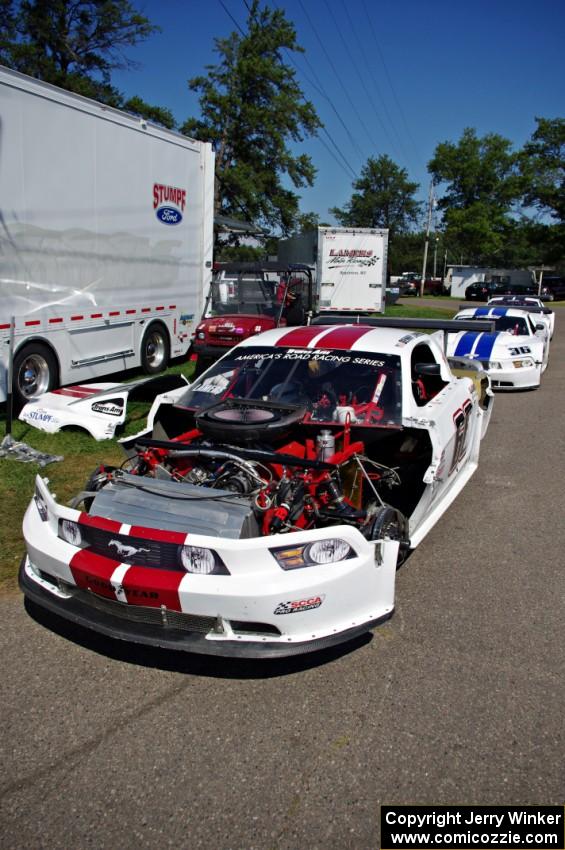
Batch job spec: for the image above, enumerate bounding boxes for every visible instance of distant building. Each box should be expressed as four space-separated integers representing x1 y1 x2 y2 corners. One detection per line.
447 266 534 298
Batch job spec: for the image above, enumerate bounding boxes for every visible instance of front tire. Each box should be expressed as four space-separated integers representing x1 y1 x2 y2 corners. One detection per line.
368 506 409 566
141 322 170 375
13 343 58 407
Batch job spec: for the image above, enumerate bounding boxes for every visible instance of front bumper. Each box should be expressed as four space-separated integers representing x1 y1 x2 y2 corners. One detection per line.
487 363 541 390
20 558 391 658
21 478 398 658
192 342 236 360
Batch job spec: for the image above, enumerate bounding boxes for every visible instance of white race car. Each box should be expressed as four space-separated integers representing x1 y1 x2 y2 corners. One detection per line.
448 307 550 390
20 319 493 658
487 295 555 339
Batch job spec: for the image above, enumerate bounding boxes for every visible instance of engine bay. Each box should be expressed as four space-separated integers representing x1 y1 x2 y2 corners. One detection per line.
80 346 436 546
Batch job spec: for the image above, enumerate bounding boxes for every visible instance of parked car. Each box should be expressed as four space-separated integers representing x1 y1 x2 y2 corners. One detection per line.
21 318 492 658
448 307 550 390
487 296 555 338
464 282 537 301
400 277 443 297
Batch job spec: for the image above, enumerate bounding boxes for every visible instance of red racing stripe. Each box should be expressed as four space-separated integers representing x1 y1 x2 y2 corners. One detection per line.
275 326 329 347
121 566 183 611
78 512 122 533
129 526 187 544
313 326 373 350
69 549 121 599
53 385 100 398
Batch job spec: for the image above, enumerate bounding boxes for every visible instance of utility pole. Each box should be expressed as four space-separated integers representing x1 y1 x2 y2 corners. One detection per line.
420 181 434 296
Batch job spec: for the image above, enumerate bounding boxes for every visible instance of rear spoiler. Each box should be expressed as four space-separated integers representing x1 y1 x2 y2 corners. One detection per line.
459 304 551 315
309 315 495 351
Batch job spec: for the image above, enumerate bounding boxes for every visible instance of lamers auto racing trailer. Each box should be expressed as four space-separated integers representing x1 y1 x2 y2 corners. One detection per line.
0 66 214 406
277 227 388 314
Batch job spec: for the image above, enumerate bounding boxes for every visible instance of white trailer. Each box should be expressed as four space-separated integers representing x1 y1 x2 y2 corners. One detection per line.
277 227 388 314
0 66 214 405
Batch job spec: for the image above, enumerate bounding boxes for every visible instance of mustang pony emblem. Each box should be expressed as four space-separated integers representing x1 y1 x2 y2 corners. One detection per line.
108 540 150 558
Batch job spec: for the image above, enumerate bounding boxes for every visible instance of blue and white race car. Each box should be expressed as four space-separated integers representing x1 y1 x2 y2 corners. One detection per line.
447 307 550 390
487 295 555 339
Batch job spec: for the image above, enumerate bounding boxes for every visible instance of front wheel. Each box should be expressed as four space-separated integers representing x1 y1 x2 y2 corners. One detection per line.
368 505 409 566
141 323 170 375
13 343 58 408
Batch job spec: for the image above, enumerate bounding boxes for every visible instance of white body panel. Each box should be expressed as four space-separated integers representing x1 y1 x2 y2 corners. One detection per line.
0 66 214 400
18 375 187 440
278 227 388 313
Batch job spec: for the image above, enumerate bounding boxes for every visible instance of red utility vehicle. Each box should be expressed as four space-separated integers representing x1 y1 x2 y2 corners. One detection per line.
192 262 314 375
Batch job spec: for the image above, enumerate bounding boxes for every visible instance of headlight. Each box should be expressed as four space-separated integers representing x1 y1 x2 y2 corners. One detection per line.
513 358 534 368
306 539 352 564
178 545 228 575
58 519 82 547
488 361 503 369
196 332 206 340
271 538 355 570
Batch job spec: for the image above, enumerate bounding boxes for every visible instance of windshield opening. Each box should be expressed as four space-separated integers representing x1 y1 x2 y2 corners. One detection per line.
460 315 529 335
179 346 403 427
210 276 279 317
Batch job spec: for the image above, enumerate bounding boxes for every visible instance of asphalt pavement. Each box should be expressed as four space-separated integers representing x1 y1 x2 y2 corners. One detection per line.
1 309 564 850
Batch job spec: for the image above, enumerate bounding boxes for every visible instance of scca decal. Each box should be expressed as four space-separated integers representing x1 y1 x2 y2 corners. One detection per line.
274 595 325 615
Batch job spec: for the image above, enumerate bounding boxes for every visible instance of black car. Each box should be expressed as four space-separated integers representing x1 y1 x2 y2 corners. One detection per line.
464 281 537 301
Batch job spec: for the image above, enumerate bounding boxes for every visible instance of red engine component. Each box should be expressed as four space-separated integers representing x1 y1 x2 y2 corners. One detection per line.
128 420 382 536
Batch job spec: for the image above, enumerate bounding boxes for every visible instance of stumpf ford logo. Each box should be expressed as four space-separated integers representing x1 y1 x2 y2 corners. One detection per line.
153 183 186 225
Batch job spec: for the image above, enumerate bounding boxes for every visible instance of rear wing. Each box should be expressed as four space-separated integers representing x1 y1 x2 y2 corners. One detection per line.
458 304 552 315
309 315 495 351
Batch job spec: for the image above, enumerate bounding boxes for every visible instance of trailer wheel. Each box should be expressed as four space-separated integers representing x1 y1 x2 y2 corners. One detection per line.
141 323 170 374
13 343 58 407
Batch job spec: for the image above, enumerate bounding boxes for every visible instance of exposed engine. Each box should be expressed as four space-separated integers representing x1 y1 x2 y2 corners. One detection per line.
85 402 404 543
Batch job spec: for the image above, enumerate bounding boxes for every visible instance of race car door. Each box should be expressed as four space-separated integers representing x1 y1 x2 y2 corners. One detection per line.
406 340 482 547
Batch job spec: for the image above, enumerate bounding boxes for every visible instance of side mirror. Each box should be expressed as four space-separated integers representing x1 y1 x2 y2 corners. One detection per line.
415 362 441 376
535 323 545 331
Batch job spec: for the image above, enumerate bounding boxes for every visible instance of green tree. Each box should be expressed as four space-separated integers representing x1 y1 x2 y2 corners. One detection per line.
520 117 565 222
330 155 421 236
428 128 522 264
123 95 176 130
181 0 322 239
0 0 157 105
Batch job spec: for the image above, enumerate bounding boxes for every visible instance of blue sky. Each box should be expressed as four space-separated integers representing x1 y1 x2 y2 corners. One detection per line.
112 0 565 225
